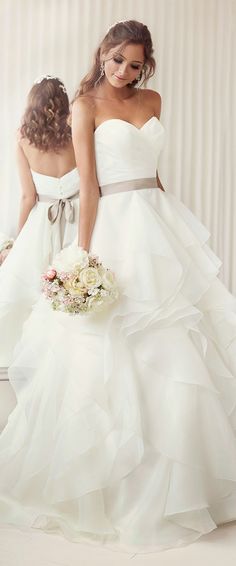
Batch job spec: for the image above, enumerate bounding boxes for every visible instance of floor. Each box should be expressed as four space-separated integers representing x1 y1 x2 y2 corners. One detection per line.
0 522 236 566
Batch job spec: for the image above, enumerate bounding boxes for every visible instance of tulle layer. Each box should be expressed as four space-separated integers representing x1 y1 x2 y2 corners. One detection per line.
1 188 236 553
0 201 79 366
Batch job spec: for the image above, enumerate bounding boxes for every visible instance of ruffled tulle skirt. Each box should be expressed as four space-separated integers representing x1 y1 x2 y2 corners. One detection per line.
0 187 236 553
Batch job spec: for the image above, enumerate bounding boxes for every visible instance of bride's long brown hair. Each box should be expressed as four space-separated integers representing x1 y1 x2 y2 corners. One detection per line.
74 20 156 99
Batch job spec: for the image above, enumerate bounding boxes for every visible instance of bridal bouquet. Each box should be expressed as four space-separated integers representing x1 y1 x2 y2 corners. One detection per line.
42 243 119 314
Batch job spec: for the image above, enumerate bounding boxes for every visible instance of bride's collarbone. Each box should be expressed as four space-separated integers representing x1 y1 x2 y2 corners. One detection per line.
93 94 155 131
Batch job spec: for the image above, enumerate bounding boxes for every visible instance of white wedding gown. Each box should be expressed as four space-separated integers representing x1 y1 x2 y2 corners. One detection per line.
0 117 236 553
0 168 79 366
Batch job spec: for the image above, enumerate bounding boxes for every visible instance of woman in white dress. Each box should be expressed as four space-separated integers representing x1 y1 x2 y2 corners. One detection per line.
0 76 79 366
0 21 236 553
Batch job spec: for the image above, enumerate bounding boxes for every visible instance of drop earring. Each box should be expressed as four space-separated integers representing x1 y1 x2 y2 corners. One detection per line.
95 62 105 87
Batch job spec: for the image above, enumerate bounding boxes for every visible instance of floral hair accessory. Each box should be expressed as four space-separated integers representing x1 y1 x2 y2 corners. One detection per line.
33 75 67 93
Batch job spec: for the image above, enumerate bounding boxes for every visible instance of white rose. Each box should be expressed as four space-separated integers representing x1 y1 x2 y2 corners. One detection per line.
64 275 86 297
53 243 89 272
102 269 116 290
79 267 101 289
98 265 106 277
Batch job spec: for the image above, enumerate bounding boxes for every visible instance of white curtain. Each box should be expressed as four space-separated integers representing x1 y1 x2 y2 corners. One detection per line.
0 0 235 291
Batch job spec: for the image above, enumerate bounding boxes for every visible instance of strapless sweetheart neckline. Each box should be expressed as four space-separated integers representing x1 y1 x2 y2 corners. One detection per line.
94 115 163 134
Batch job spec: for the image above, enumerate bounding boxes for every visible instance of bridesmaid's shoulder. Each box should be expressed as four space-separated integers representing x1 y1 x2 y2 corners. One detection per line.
140 89 162 117
15 129 29 151
16 129 23 145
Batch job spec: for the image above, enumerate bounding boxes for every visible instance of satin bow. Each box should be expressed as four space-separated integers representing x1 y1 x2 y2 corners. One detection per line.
47 197 75 225
37 189 79 255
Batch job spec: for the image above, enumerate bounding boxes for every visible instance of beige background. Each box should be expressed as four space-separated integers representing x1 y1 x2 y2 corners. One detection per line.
0 0 235 293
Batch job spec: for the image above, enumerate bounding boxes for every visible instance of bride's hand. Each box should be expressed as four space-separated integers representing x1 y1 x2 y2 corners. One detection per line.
0 248 11 265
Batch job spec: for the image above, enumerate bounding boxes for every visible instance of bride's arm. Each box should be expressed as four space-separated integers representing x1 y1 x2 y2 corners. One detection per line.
153 92 165 192
144 89 165 192
72 97 100 252
156 171 165 192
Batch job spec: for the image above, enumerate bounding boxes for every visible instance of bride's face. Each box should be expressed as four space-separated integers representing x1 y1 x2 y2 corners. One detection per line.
103 43 145 88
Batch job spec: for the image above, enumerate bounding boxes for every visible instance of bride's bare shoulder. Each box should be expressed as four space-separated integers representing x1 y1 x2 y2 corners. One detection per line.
140 89 162 118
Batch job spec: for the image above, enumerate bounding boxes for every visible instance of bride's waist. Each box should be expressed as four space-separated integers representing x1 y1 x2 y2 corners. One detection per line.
36 187 79 200
100 176 158 197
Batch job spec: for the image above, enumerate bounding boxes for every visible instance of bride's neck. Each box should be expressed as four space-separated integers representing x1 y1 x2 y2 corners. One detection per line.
95 81 134 102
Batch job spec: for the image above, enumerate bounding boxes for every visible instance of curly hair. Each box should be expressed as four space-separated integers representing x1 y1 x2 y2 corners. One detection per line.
20 78 72 151
75 20 156 98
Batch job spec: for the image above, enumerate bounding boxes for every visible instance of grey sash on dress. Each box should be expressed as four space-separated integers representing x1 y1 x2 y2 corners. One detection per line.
99 177 158 197
38 191 80 248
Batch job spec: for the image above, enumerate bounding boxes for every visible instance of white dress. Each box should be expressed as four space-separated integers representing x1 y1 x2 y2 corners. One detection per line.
0 168 79 366
0 117 236 553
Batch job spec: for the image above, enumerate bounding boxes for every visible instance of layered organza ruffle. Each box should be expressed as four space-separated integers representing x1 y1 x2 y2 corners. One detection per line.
1 188 236 553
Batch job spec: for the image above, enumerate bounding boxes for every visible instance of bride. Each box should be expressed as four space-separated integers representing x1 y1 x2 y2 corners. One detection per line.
0 20 236 554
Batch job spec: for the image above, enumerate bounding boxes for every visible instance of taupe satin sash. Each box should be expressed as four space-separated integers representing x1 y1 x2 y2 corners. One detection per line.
38 190 79 247
38 191 79 223
100 177 158 197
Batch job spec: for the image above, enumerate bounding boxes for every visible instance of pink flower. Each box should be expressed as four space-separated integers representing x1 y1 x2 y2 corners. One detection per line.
44 268 57 281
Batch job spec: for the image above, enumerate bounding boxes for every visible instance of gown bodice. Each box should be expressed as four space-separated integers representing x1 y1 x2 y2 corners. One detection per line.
31 167 80 198
31 117 164 196
94 116 165 186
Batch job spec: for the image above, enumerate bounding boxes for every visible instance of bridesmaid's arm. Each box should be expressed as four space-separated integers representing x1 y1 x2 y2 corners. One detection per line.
72 97 100 252
16 140 37 233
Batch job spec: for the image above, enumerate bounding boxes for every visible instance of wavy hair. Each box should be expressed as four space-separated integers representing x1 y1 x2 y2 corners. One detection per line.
74 20 156 99
20 78 71 151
